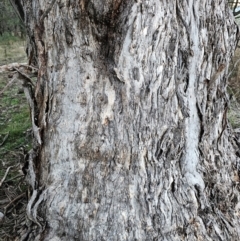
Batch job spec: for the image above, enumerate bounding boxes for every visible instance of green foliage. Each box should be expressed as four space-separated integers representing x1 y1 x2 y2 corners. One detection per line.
0 32 23 44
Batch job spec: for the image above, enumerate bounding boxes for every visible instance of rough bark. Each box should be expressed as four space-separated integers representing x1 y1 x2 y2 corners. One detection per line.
16 0 240 240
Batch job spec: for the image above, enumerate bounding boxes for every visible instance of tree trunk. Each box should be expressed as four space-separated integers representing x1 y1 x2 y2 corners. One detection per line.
17 0 240 240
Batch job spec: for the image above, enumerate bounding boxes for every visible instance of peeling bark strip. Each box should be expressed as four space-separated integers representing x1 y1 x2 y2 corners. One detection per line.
17 0 240 240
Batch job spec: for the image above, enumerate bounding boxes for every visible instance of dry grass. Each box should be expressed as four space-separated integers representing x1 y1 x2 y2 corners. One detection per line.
0 35 26 66
0 43 26 65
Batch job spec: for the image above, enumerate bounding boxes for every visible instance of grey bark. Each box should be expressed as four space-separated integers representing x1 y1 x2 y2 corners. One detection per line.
16 0 240 240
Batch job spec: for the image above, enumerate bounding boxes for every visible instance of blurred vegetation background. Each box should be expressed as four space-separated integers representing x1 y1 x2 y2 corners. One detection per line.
0 0 25 38
228 1 240 128
0 0 29 162
0 0 26 66
0 1 29 239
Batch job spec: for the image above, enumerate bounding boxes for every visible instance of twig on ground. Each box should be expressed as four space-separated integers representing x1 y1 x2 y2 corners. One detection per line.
0 77 17 96
13 67 35 87
0 132 9 147
19 64 38 72
6 174 24 183
4 193 26 213
0 166 13 188
0 63 27 72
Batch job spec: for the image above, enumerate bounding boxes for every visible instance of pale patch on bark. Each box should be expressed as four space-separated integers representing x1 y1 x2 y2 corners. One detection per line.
100 78 116 124
182 0 205 189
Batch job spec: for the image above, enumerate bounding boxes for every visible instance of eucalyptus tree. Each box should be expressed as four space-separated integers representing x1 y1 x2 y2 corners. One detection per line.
12 0 240 240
